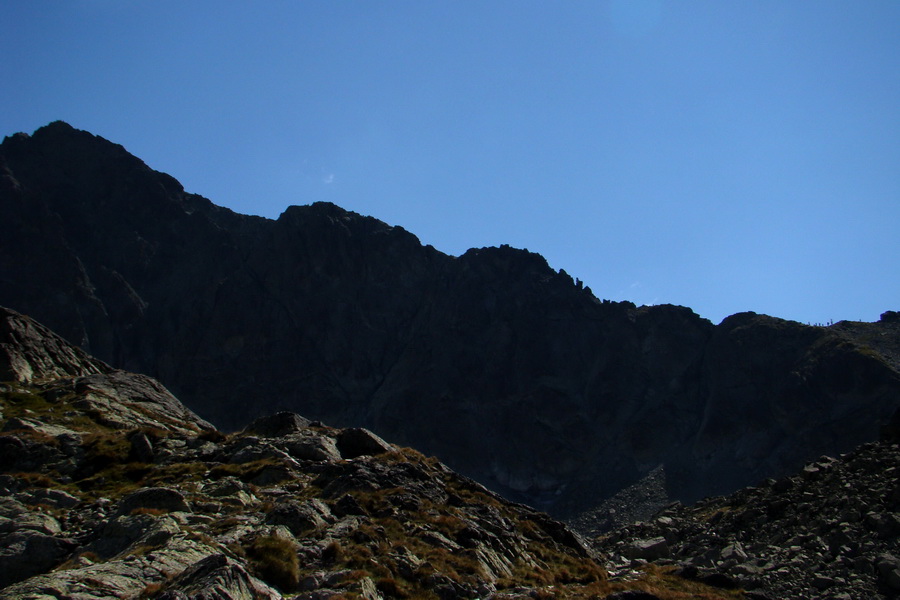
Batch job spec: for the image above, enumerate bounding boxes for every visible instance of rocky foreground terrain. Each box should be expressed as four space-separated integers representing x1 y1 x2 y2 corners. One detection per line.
596 422 900 599
1 306 748 599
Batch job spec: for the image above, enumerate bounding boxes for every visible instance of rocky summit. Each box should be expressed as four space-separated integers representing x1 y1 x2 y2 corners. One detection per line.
2 122 899 521
0 306 748 600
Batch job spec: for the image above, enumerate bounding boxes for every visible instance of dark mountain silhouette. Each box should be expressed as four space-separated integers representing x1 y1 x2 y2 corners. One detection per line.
2 121 898 520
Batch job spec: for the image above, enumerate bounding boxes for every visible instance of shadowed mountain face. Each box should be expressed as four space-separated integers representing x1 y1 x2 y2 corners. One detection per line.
2 121 899 517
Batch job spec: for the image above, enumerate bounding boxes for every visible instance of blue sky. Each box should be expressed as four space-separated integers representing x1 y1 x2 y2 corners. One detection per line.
2 1 898 325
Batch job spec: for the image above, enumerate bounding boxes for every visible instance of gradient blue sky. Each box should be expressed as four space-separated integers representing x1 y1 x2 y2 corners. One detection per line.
2 1 898 325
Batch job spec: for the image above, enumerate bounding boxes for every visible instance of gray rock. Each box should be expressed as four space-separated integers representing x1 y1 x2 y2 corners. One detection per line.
7 510 62 535
85 513 162 558
0 306 109 383
336 428 394 459
19 487 80 509
812 575 835 589
128 430 155 462
868 512 900 538
279 432 341 463
136 516 182 550
116 486 191 516
158 553 282 600
228 441 291 465
203 476 247 496
2 535 216 599
2 416 79 438
626 537 670 561
877 554 900 591
70 371 216 434
250 461 299 486
0 530 74 587
266 499 335 536
720 542 748 563
0 432 68 473
244 412 310 438
356 576 381 600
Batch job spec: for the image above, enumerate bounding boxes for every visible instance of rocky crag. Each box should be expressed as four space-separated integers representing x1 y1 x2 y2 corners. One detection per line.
1 305 743 600
2 122 899 520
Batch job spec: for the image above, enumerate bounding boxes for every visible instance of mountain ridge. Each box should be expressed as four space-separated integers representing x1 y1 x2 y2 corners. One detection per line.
2 121 898 521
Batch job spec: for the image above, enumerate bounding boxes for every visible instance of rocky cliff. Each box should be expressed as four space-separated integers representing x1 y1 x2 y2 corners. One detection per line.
2 121 899 519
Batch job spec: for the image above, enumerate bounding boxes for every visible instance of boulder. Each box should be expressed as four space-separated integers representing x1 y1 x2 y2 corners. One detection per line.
128 430 155 462
19 487 80 509
7 510 62 535
278 432 341 463
85 513 164 558
71 371 216 434
115 486 191 516
158 553 282 600
877 554 900 591
336 428 393 459
265 499 335 536
626 537 670 561
0 530 75 587
227 440 292 465
203 476 252 498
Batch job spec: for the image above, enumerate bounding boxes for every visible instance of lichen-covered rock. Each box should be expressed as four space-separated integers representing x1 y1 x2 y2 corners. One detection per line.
265 499 335 536
0 306 108 384
2 536 216 600
0 530 75 588
277 431 341 463
69 371 215 434
85 513 168 558
16 487 79 509
157 554 282 600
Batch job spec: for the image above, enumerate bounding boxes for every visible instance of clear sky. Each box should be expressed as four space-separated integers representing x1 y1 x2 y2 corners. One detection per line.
2 1 898 325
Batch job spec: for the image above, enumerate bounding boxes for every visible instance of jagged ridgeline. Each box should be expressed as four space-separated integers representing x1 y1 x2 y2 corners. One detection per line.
1 121 899 522
0 306 744 599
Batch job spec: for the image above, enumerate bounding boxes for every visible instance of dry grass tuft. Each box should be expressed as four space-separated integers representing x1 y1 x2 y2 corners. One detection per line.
245 534 301 592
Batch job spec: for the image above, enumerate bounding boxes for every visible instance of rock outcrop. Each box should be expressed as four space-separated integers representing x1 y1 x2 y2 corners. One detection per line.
2 122 899 519
0 306 214 435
